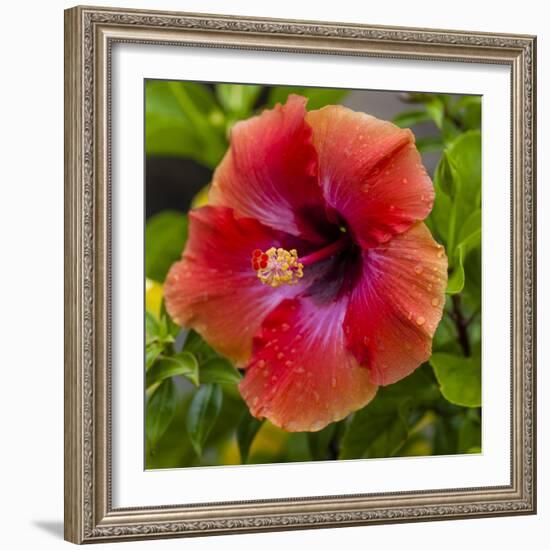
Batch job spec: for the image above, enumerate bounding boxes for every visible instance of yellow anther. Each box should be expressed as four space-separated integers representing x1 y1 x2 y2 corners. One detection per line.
252 247 304 288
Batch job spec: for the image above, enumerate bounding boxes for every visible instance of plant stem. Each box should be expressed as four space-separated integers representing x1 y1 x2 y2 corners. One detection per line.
451 294 471 357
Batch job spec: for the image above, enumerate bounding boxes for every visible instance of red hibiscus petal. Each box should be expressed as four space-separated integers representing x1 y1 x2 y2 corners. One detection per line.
164 206 305 364
239 297 378 432
344 222 448 386
306 105 434 248
210 95 331 244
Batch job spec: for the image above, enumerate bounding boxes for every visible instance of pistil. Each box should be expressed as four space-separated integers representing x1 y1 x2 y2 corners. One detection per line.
299 234 349 266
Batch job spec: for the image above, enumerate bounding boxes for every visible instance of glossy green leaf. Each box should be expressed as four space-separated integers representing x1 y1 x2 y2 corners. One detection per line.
392 110 431 128
146 379 177 445
267 86 348 111
446 130 482 207
447 225 481 295
424 96 445 129
236 411 264 464
432 130 481 271
145 80 227 167
434 150 455 196
146 352 199 388
145 211 188 283
183 330 219 363
340 397 411 459
441 118 461 143
430 352 481 407
186 384 223 457
200 357 241 385
145 310 160 343
340 367 440 459
145 342 163 370
215 84 262 117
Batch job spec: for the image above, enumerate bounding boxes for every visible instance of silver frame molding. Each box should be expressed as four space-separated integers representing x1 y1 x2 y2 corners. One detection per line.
64 5 537 544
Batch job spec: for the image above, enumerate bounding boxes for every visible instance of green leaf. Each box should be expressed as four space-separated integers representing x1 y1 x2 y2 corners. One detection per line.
200 357 241 385
341 397 411 459
146 379 177 445
215 84 262 117
458 209 482 243
186 384 223 457
307 423 337 461
145 211 188 283
441 118 461 143
145 310 160 343
431 130 481 259
183 330 220 363
146 352 199 388
425 96 445 129
392 110 432 128
145 342 163 370
267 86 348 111
145 80 227 167
430 352 481 407
446 130 482 208
340 367 440 459
446 227 481 295
434 150 455 196
236 411 264 464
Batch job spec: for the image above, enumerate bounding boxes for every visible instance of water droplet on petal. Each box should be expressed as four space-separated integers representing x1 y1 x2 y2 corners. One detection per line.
416 316 426 326
277 352 284 360
414 265 423 274
281 323 290 332
295 366 305 374
431 298 440 306
331 377 337 388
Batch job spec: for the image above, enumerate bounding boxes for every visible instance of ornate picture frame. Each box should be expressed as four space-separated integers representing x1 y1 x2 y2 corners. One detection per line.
64 5 536 544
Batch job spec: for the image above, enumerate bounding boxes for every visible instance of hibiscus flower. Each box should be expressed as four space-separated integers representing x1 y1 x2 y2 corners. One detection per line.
165 95 447 432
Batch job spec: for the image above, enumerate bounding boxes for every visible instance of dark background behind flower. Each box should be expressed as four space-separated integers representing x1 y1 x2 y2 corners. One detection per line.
145 81 482 469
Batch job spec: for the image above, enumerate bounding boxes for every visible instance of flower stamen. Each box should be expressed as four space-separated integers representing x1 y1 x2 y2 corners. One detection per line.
252 247 304 288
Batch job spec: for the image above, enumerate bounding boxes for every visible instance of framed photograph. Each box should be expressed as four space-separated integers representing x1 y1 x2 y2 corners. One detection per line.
64 5 537 544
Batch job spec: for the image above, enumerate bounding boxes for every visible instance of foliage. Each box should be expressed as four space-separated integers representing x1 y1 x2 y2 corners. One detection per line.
145 83 482 467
